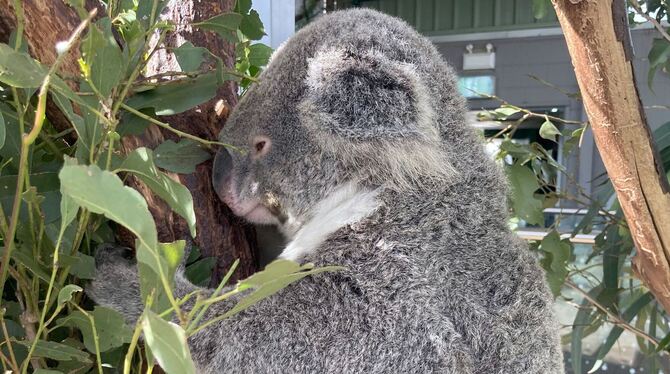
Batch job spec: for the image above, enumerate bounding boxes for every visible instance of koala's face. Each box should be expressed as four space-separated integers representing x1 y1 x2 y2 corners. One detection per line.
212 64 342 234
213 21 456 233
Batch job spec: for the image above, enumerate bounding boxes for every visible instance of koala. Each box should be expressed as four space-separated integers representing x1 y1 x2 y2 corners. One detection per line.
89 8 564 373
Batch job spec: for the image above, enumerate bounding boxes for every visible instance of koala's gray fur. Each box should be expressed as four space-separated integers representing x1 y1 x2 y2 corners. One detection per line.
89 9 564 373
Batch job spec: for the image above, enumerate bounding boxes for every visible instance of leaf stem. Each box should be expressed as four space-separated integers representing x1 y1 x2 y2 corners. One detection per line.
71 304 104 374
565 281 660 347
0 311 19 373
120 103 241 151
629 0 670 43
21 226 68 373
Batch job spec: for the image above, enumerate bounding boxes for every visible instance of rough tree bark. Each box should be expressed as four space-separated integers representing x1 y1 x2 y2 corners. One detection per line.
0 0 258 282
552 0 670 312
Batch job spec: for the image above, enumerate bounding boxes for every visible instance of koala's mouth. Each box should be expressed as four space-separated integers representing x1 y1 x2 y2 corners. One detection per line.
224 192 285 226
240 203 276 222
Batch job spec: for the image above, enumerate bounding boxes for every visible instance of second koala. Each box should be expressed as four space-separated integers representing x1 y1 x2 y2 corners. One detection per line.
90 9 564 373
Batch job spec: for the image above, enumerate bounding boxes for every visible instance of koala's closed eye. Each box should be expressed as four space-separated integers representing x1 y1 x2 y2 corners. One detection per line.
252 135 271 159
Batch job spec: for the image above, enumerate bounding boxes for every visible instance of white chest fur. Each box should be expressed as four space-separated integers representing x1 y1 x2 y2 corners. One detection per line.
280 183 380 261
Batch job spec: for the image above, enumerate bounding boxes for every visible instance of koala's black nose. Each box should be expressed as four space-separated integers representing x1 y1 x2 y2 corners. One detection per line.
212 148 232 193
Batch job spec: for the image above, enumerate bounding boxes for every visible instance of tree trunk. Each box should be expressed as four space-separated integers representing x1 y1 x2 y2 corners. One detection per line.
552 0 670 312
0 0 258 283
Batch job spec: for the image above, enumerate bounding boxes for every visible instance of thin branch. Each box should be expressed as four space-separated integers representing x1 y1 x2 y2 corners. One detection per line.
565 281 661 348
629 0 670 43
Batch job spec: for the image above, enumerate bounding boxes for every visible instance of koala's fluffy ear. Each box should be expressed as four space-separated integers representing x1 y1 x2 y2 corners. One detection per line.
300 48 456 190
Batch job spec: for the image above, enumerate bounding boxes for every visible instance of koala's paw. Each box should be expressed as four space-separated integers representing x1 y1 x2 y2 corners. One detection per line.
86 244 143 325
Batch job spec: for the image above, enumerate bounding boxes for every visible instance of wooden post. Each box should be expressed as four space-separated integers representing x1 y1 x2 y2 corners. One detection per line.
552 0 670 311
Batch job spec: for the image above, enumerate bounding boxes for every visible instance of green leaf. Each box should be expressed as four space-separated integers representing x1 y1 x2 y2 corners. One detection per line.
539 119 560 142
117 148 197 237
125 73 219 115
158 240 186 281
117 108 153 136
506 163 544 225
57 307 133 353
240 10 266 40
532 0 549 19
185 256 216 287
173 42 208 72
236 0 252 13
142 311 196 374
647 38 670 88
224 260 342 318
657 331 670 352
58 160 166 302
571 287 603 374
60 253 96 279
11 246 51 283
0 110 5 150
571 201 599 236
81 18 126 98
154 139 211 174
492 106 520 119
58 284 83 306
248 43 273 67
538 230 570 296
16 340 91 362
589 292 654 372
0 43 48 87
196 13 242 40
60 193 80 232
34 369 64 374
137 0 168 28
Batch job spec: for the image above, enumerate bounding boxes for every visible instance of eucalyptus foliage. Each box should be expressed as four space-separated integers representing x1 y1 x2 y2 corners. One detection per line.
0 1 332 373
490 1 670 372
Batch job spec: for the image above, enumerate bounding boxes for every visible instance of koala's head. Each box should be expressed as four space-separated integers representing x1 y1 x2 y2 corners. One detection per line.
212 10 456 236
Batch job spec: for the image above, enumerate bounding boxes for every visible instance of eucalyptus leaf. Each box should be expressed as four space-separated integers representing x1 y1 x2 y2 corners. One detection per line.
174 42 208 72
0 43 48 87
538 120 560 142
34 369 64 374
571 287 603 374
648 38 670 89
81 19 126 98
158 240 186 281
60 253 96 280
117 148 197 237
240 10 266 40
532 0 549 19
58 160 166 302
185 256 216 287
538 230 570 296
492 106 520 119
224 260 342 318
196 13 243 36
589 292 654 372
137 0 169 28
58 285 83 306
248 43 273 67
506 164 544 225
0 111 5 149
60 193 80 232
16 340 91 362
125 73 219 115
154 139 211 174
142 311 196 374
57 307 133 353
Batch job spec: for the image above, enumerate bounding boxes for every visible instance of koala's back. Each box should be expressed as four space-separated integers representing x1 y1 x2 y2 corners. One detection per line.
193 9 564 373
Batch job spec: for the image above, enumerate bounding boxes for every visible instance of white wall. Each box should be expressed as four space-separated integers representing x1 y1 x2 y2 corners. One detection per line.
254 0 295 49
